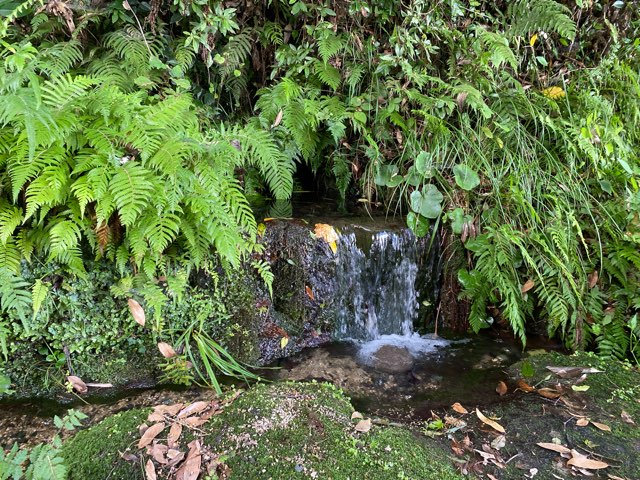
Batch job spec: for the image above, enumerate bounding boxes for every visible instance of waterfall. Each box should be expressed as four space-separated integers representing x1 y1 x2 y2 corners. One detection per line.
335 228 421 341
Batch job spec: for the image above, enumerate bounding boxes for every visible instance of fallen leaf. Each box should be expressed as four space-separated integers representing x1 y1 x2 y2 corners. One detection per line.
516 379 535 393
138 422 165 448
590 421 611 432
176 440 202 480
588 270 599 289
621 410 635 425
271 109 283 128
546 366 585 378
120 451 138 462
537 442 571 454
157 342 177 358
537 388 562 399
445 415 466 428
451 439 465 456
280 336 289 349
567 456 609 470
177 401 210 419
305 285 314 301
351 411 363 420
314 224 339 250
474 448 496 465
521 279 535 293
153 404 184 417
167 423 182 448
166 449 186 467
67 375 88 394
491 435 506 450
128 298 146 327
476 409 505 433
145 459 157 480
576 418 589 427
572 385 590 392
451 402 468 414
354 418 372 433
496 381 508 396
148 443 168 464
183 416 208 428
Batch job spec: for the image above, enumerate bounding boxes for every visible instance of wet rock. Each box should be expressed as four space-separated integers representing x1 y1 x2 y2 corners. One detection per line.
369 345 414 373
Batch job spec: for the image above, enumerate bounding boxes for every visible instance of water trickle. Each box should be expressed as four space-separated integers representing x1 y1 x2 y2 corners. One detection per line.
335 228 421 341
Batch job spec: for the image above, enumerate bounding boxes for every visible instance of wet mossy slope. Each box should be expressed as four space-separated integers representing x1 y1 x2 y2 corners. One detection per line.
61 382 463 480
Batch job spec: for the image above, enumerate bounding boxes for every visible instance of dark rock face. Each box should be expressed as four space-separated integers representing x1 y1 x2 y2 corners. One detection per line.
369 345 414 373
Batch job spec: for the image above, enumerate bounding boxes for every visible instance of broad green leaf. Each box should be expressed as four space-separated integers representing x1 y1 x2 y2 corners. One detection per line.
374 164 398 186
410 185 443 219
407 212 430 237
453 164 480 190
415 151 430 175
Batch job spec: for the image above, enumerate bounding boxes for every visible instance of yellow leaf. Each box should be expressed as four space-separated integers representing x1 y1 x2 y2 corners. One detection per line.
314 223 339 243
128 298 146 327
476 408 505 433
280 337 289 349
329 240 338 254
542 86 566 100
257 223 266 237
451 402 468 414
590 421 611 432
530 33 538 47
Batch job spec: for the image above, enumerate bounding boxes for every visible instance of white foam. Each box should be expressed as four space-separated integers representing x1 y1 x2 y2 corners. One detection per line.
356 333 451 367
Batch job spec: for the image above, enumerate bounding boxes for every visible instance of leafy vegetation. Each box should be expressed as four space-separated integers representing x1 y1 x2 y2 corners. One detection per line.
0 0 639 394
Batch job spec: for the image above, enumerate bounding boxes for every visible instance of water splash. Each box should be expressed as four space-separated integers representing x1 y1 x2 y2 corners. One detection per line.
335 228 420 341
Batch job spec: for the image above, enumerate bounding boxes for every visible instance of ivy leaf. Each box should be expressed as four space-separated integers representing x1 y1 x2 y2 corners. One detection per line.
415 151 430 175
374 164 398 186
453 165 480 190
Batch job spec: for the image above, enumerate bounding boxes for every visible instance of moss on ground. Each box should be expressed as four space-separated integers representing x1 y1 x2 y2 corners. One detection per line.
61 408 149 480
61 382 462 480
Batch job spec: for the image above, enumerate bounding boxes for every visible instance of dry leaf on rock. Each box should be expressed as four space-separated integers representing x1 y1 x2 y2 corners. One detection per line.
451 402 468 414
145 459 157 480
355 418 372 433
546 366 603 378
128 298 146 327
67 375 88 394
567 456 609 470
157 342 177 358
178 401 210 419
314 223 339 253
351 411 363 420
537 388 562 399
621 410 635 425
305 285 314 300
168 423 182 448
476 409 505 433
138 422 165 448
496 381 508 396
280 336 289 349
516 379 536 393
536 443 571 454
590 421 611 432
576 418 589 427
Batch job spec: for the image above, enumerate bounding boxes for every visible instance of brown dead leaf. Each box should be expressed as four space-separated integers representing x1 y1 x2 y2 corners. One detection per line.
546 366 603 378
167 449 186 467
496 381 508 396
272 109 283 128
521 279 535 294
314 223 339 245
148 443 168 465
567 456 609 470
576 418 589 427
167 423 182 448
157 342 177 358
476 409 505 433
537 388 562 399
588 270 599 289
120 451 138 463
176 440 202 480
491 435 506 450
621 410 635 425
451 402 468 414
178 401 210 419
354 418 372 433
67 375 88 394
516 379 536 393
351 411 363 420
590 421 611 432
154 404 184 416
138 422 165 449
445 415 466 428
183 416 208 428
451 439 465 456
145 459 157 480
128 298 146 327
305 285 314 301
537 442 571 454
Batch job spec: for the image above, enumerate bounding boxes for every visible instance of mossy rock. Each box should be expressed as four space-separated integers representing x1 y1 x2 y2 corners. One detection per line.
61 382 463 480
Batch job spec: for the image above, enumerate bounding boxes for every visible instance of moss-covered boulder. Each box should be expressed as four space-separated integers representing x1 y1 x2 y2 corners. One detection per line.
61 382 463 480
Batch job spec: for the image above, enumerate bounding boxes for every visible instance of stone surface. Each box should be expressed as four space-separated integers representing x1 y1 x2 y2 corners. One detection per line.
369 345 414 373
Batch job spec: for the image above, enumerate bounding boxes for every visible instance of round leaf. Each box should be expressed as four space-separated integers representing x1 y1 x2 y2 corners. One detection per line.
453 164 480 191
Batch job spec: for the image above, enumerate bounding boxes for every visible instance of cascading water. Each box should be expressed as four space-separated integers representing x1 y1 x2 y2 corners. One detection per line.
335 229 420 341
334 226 450 363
